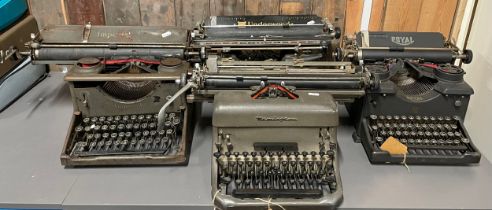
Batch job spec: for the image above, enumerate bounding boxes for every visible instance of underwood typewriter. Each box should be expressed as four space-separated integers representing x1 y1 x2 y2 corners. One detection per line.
345 31 481 164
189 15 364 102
187 15 365 210
28 24 195 166
212 90 342 210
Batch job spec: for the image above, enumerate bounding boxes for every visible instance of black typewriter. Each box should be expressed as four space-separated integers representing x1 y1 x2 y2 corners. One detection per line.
346 31 481 165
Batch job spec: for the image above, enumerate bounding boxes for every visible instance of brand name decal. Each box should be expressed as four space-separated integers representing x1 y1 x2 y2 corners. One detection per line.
391 36 415 46
256 116 297 122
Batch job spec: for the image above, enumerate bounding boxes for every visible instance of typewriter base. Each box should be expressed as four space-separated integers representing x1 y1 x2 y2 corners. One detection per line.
60 105 195 167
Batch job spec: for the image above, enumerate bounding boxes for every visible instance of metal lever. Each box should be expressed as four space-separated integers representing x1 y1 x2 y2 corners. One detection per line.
157 81 197 130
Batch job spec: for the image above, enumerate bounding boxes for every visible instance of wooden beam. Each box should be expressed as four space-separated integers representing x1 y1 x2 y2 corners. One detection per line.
417 0 458 38
245 0 280 15
28 0 66 29
345 0 364 36
103 0 141 26
139 0 176 26
65 0 105 25
210 0 245 16
280 0 312 15
383 0 423 31
368 0 385 30
175 0 210 28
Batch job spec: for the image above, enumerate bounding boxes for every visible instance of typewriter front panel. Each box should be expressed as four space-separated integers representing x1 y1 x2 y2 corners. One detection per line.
211 91 342 210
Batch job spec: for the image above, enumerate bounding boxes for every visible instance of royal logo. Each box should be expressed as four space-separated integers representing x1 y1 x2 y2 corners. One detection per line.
391 36 415 46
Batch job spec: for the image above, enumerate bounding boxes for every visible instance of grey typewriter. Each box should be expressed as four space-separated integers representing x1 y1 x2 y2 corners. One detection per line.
344 31 481 164
187 15 357 210
212 90 342 210
29 24 195 166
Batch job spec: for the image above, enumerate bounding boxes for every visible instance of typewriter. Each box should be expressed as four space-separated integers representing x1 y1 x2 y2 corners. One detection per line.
188 15 363 210
212 90 342 210
345 31 481 165
29 24 195 166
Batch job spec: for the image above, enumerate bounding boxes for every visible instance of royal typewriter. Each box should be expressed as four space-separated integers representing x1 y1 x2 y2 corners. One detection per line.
28 24 195 166
187 15 367 210
344 31 481 165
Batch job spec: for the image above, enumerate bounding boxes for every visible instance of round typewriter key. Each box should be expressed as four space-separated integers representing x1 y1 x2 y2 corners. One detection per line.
394 115 400 120
114 116 121 121
93 125 101 131
84 126 91 132
454 139 461 144
134 131 141 137
401 115 408 120
395 131 402 136
403 131 410 136
91 117 98 123
158 130 165 135
386 115 392 120
423 116 429 121
118 132 125 137
455 132 462 137
371 125 378 131
433 131 440 137
446 140 454 144
378 115 385 120
122 115 129 121
141 123 148 129
110 133 117 138
445 116 452 121
451 124 458 130
75 126 83 132
99 116 105 122
400 138 407 144
424 139 430 144
106 116 113 122
138 115 144 120
150 130 156 136
437 116 444 121
169 113 176 118
117 124 124 130
102 133 109 138
87 134 94 140
149 122 156 129
146 115 152 120
431 139 438 144
370 115 378 120
462 138 470 143
143 130 150 136
430 116 436 121
164 121 171 127
438 139 445 144
173 118 180 125
416 139 423 144
408 139 415 144
153 114 158 119
83 117 90 124
130 115 137 120
133 123 139 130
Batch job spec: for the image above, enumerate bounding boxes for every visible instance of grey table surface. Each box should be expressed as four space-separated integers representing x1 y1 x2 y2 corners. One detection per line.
1 72 492 210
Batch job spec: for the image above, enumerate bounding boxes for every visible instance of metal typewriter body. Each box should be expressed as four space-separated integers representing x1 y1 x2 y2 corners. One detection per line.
32 25 194 166
344 31 480 165
212 91 342 210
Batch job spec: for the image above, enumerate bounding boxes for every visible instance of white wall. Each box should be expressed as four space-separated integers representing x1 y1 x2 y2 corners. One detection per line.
462 0 492 161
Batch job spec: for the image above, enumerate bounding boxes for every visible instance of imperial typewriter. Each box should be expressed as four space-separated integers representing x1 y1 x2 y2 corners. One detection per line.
344 31 481 165
28 24 195 166
187 15 365 210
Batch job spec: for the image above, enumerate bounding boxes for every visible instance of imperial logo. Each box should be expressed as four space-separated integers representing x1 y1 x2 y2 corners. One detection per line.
391 36 415 46
256 116 297 122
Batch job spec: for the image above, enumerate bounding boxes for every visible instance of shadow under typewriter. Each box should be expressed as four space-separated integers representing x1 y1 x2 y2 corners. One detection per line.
211 91 342 210
61 58 194 167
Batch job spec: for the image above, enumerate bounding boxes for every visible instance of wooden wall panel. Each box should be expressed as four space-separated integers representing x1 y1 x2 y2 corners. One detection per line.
210 0 245 16
139 0 175 26
382 0 423 31
103 0 141 26
280 0 312 15
175 0 210 28
65 0 105 25
28 0 66 29
245 0 280 15
344 0 364 36
417 0 458 38
368 0 385 30
450 0 468 43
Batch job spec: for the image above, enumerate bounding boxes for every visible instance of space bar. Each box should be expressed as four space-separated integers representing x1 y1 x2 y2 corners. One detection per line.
232 189 323 198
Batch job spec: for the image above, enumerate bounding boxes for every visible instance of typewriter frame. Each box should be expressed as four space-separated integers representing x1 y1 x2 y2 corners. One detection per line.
60 71 195 167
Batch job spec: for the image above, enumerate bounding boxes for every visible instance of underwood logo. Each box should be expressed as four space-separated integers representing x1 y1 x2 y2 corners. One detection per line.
256 116 297 122
391 36 415 46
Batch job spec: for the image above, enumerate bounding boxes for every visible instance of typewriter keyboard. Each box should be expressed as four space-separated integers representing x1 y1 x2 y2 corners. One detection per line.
214 150 337 198
69 113 182 157
364 114 480 164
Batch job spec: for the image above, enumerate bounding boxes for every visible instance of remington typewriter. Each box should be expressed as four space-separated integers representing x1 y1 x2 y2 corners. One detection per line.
345 31 481 165
29 24 195 166
187 15 361 210
212 90 342 210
